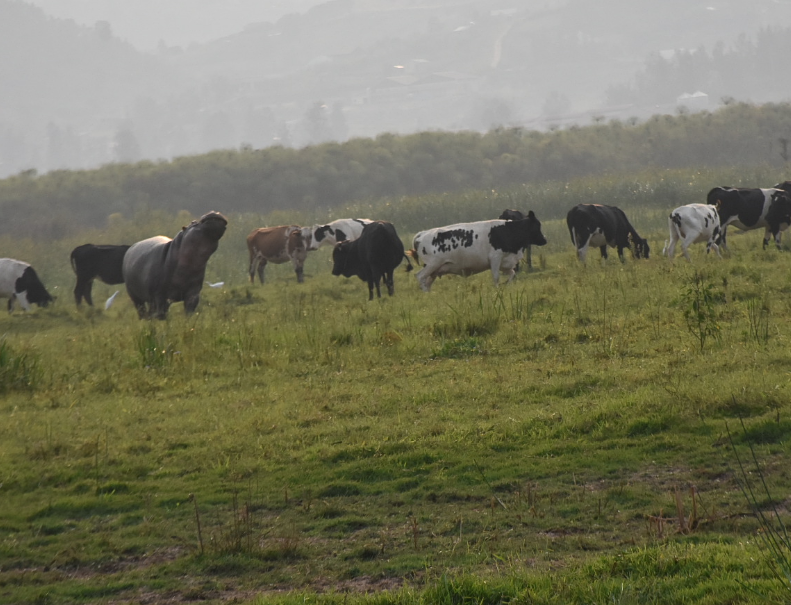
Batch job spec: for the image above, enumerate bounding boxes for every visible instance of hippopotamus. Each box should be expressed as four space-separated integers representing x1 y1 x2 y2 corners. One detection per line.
122 211 227 319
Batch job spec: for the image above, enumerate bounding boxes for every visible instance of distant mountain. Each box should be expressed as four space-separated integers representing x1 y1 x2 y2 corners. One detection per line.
3 0 791 178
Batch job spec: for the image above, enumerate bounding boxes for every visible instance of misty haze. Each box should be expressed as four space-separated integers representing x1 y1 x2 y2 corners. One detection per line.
3 0 791 178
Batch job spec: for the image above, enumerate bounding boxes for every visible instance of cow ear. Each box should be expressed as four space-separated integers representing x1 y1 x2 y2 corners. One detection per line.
527 211 535 218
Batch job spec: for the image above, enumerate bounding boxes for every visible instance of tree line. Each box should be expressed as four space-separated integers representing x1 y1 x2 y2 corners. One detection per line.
2 101 791 239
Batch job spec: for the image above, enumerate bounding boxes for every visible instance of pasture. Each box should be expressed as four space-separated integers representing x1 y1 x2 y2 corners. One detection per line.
2 178 791 604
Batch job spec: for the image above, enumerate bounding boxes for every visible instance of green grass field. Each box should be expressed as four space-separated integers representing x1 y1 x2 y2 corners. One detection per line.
2 191 791 604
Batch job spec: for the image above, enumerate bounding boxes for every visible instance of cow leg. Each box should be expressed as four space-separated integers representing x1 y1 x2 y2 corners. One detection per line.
367 281 375 300
415 265 436 292
525 245 532 270
707 241 722 258
74 276 94 306
257 259 267 284
295 265 304 283
720 226 729 252
573 228 591 262
7 296 14 313
664 232 678 259
601 246 609 261
681 232 700 261
385 271 395 296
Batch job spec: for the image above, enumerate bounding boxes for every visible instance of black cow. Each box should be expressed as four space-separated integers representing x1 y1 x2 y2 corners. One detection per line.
70 244 130 306
332 221 412 300
499 209 534 270
566 204 650 262
707 187 791 250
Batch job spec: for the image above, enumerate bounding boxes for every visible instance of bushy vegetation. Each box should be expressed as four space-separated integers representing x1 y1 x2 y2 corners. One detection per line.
4 102 791 238
2 164 791 603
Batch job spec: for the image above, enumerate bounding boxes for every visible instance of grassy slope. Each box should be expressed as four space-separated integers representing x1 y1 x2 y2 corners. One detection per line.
1 202 791 604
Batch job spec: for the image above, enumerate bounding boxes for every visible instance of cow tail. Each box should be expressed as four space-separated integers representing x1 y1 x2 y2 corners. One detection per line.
403 253 414 272
70 250 78 274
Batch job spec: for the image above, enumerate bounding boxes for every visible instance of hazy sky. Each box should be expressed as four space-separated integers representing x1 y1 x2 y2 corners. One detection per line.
24 0 324 50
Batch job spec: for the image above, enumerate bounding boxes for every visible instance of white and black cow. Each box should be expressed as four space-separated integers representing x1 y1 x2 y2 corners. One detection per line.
409 213 547 292
566 204 650 263
247 225 307 284
70 243 130 306
499 209 533 270
0 258 53 312
302 218 373 251
331 221 412 300
708 187 791 250
662 204 721 261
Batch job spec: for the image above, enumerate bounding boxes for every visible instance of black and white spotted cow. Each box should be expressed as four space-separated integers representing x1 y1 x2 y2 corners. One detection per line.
302 218 373 251
662 204 721 261
566 204 650 263
0 258 53 312
499 209 534 270
409 213 547 292
708 187 791 250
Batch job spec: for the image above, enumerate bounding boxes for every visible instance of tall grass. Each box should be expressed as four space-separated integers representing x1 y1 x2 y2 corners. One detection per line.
0 337 41 392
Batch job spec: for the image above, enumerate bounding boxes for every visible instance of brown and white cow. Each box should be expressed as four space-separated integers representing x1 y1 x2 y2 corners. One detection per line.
247 225 308 284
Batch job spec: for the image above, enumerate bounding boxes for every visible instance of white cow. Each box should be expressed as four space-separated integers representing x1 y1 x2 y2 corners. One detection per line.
301 218 373 251
662 203 722 261
0 258 53 312
409 214 547 292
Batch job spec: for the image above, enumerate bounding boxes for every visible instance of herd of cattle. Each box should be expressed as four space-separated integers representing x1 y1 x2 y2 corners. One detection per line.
2 182 791 317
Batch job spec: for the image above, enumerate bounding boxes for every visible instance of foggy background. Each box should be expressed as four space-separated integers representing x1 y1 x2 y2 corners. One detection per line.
4 0 791 179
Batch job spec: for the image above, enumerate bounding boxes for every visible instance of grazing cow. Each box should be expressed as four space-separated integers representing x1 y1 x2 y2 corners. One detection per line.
409 213 547 292
123 211 227 319
499 209 533 270
332 221 412 300
302 218 373 250
708 187 791 250
0 258 53 312
70 244 130 306
662 204 722 261
566 204 650 262
247 225 307 284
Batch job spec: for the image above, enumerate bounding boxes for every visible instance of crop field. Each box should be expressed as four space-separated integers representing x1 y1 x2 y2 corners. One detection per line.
2 173 791 604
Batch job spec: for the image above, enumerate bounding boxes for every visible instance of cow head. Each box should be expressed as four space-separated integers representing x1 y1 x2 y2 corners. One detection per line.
628 233 650 259
524 211 548 246
499 209 525 221
17 266 53 308
767 190 791 230
313 225 334 247
331 241 353 277
300 226 314 250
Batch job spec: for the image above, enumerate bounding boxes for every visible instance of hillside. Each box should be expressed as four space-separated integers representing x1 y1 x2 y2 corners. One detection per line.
3 0 791 178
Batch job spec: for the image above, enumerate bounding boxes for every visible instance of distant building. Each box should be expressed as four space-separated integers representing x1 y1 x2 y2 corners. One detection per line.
676 91 709 111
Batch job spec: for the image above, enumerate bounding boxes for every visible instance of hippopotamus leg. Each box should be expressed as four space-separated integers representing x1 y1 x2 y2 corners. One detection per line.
184 292 201 315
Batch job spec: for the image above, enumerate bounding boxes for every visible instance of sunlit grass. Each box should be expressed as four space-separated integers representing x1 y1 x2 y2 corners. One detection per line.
2 175 791 603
